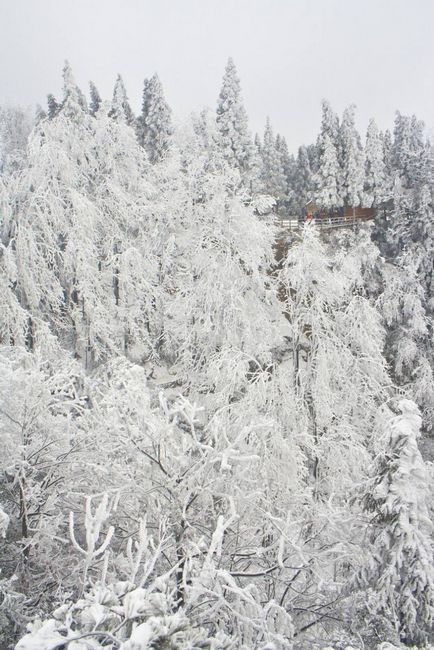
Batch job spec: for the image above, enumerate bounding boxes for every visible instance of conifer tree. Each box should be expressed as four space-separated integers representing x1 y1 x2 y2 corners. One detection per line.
216 58 254 181
259 118 286 207
89 81 102 116
109 74 135 125
391 112 426 188
364 118 388 207
254 132 262 154
340 104 364 208
275 134 294 212
136 77 150 148
60 61 88 115
317 99 340 159
314 133 342 209
137 73 172 163
383 128 393 180
47 94 60 120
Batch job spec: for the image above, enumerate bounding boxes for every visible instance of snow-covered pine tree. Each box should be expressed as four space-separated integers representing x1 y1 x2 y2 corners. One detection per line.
392 112 425 188
189 107 226 176
136 73 172 163
254 131 262 154
136 76 150 148
46 93 60 120
360 399 434 646
60 60 88 115
364 118 388 208
383 128 393 180
259 118 287 210
89 81 102 116
109 73 135 126
216 58 255 184
314 132 342 209
317 99 341 161
340 104 364 209
275 133 294 213
290 144 314 215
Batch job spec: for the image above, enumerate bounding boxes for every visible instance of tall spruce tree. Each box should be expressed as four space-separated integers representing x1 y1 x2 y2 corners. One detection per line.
291 145 314 215
216 58 254 182
315 100 342 209
364 118 388 207
314 133 342 209
317 99 341 158
109 74 135 126
89 81 102 116
275 134 294 213
61 61 88 115
136 73 172 163
259 118 286 208
47 94 60 120
340 104 364 208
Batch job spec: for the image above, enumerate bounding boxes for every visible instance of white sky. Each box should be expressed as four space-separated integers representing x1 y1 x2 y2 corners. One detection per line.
1 0 433 151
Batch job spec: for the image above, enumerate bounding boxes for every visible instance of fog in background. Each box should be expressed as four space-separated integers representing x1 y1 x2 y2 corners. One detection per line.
1 0 433 150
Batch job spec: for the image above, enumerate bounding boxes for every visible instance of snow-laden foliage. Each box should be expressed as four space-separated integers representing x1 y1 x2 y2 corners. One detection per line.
0 63 432 650
358 400 434 646
280 225 389 496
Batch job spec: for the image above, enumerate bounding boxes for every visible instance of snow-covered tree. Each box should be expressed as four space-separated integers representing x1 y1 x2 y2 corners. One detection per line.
61 60 88 115
314 133 342 209
109 74 135 126
279 226 389 498
340 104 364 208
46 93 60 120
216 58 255 183
159 143 280 394
383 128 393 181
136 73 172 163
0 105 33 175
89 80 102 116
359 400 434 646
259 118 287 207
318 99 341 155
275 133 294 213
290 145 314 215
392 112 425 188
378 255 434 428
0 347 84 636
3 61 434 650
364 118 389 207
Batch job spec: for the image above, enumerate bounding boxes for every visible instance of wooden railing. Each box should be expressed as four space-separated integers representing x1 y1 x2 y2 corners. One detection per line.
276 215 370 231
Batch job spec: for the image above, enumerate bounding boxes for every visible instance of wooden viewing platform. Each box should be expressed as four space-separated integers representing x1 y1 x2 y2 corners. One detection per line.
276 204 376 231
276 214 373 231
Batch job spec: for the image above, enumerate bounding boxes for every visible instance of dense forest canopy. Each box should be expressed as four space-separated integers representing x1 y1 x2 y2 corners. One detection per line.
0 59 433 650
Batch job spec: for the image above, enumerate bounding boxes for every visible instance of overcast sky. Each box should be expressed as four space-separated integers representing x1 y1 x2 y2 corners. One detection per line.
1 0 433 151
